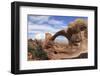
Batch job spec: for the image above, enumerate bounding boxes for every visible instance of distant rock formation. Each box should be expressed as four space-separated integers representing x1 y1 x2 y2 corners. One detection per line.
45 32 52 42
43 33 54 49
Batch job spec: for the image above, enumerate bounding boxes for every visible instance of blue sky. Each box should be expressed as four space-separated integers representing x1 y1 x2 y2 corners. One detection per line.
28 15 87 40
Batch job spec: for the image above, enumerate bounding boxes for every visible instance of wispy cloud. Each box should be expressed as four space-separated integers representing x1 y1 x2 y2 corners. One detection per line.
28 15 87 39
28 15 66 39
28 24 59 33
28 16 50 25
28 15 65 29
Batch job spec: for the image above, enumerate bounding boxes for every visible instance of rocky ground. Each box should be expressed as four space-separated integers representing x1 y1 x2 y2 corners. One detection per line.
44 39 87 60
28 38 88 60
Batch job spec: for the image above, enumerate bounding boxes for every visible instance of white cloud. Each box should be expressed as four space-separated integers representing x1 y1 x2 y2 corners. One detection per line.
28 16 50 25
48 19 64 25
28 24 61 33
28 24 60 39
28 15 68 39
29 16 49 21
28 15 65 29
48 19 66 29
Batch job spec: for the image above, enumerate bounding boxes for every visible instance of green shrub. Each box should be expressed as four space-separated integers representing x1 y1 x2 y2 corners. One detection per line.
34 44 48 60
28 43 48 60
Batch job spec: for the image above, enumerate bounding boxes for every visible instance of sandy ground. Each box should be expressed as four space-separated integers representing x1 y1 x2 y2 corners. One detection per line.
28 38 88 60
43 39 88 60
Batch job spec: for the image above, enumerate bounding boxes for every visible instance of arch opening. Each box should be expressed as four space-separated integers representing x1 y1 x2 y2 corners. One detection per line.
54 36 69 45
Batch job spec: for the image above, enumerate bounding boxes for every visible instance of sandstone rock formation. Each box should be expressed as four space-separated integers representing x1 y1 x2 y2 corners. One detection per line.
28 18 88 60
43 32 54 49
43 19 88 59
44 30 87 60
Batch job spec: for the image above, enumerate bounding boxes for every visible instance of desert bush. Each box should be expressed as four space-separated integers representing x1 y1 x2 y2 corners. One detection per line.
34 44 48 60
28 46 36 59
28 41 48 60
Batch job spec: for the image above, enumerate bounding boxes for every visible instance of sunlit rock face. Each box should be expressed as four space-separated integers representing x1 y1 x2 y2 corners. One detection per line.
45 32 52 41
54 36 69 44
44 32 53 47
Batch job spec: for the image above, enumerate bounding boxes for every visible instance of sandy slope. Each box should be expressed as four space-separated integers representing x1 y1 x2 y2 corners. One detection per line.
44 39 88 60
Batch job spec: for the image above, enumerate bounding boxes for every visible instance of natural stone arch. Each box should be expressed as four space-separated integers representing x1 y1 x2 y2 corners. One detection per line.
50 30 71 41
50 19 87 47
44 18 87 48
51 19 87 41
